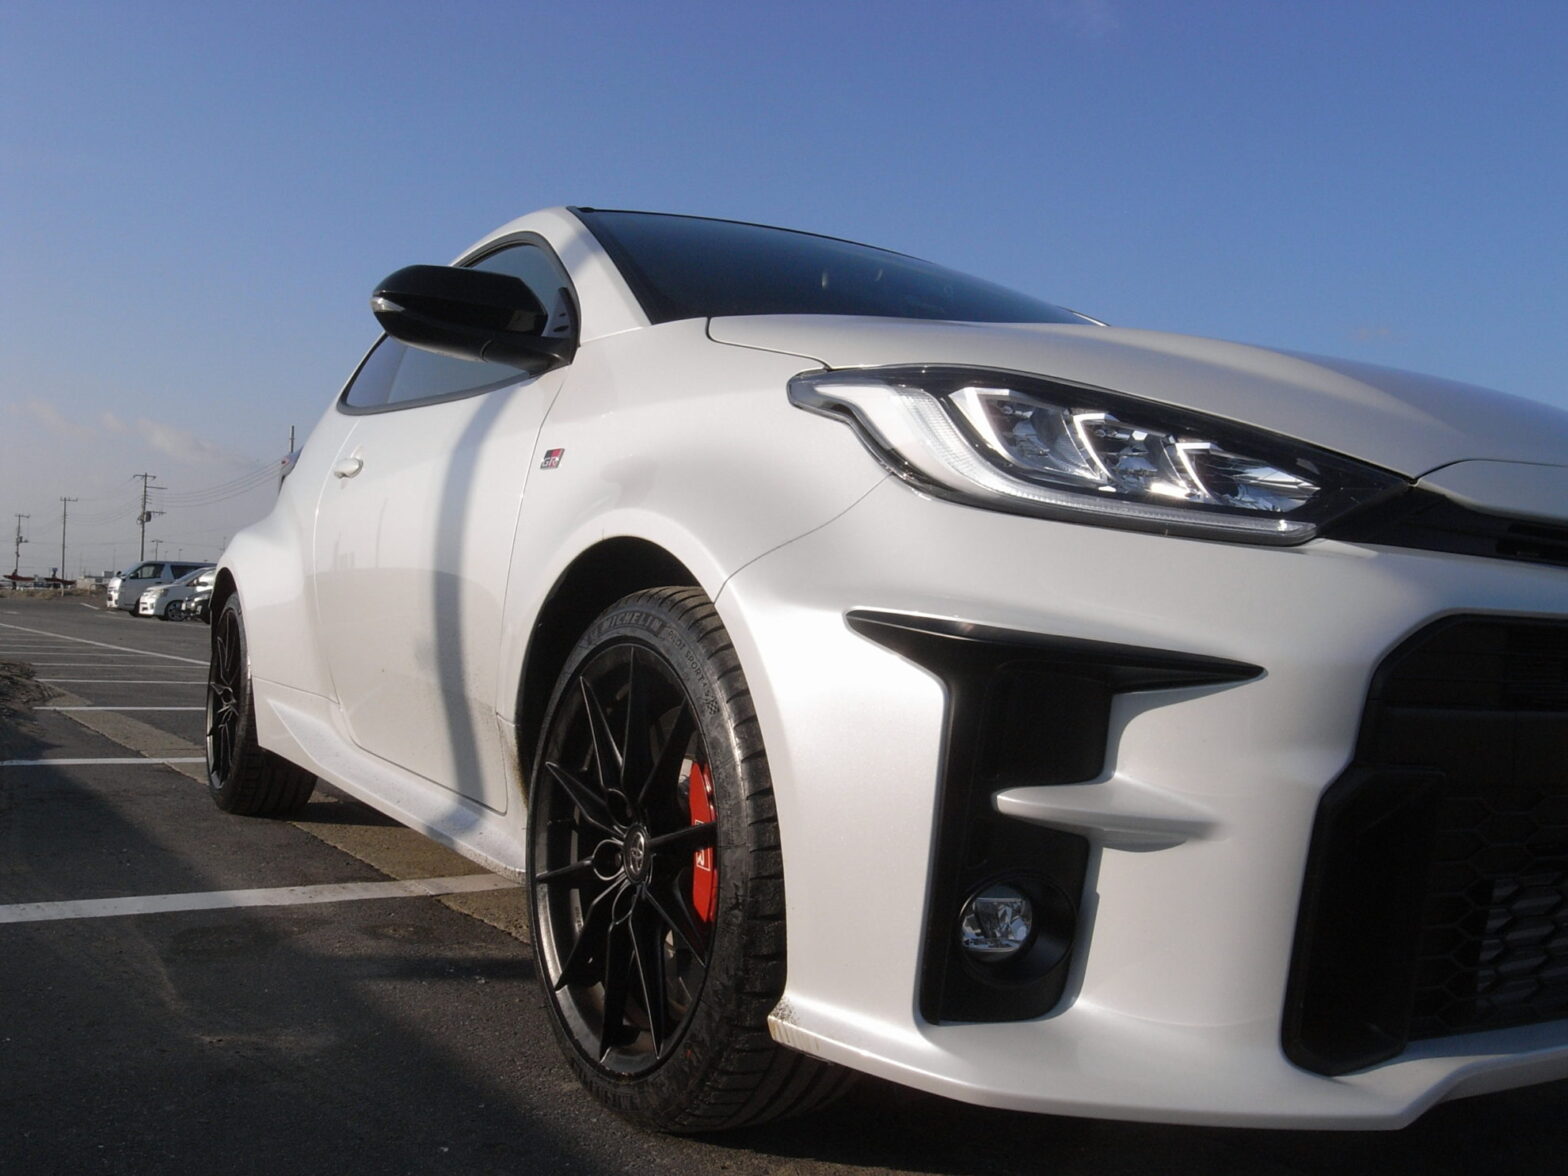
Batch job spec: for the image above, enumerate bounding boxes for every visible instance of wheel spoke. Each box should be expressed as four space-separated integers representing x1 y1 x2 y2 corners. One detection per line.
206 672 237 778
642 880 710 964
215 618 239 685
597 914 634 1059
646 820 715 857
544 760 618 835
630 903 670 1055
620 648 651 801
535 855 598 886
636 706 694 812
208 715 229 776
553 880 621 992
579 675 623 798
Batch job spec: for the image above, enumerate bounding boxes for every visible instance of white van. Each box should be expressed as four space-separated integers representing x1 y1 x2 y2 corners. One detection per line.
106 560 210 613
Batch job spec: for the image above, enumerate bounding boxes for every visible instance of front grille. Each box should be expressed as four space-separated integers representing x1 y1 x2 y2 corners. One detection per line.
1329 490 1568 571
1500 520 1568 568
1284 616 1568 1075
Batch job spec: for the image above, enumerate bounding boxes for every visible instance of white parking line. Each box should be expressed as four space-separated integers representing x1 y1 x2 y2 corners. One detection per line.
1 756 206 767
24 661 167 666
39 706 204 712
0 621 206 664
37 679 206 684
0 874 517 924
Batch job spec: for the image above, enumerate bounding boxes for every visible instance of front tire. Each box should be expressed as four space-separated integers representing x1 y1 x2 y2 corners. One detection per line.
206 595 316 815
528 587 848 1132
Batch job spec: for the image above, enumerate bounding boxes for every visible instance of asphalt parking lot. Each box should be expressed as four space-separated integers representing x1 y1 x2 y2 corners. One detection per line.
2 595 1565 1175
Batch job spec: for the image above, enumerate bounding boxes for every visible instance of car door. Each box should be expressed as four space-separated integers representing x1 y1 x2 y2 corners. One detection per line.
116 561 164 608
310 240 574 812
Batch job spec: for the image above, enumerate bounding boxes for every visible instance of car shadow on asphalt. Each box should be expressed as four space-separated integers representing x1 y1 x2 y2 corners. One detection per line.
0 755 700 1176
290 786 405 828
708 1063 1568 1176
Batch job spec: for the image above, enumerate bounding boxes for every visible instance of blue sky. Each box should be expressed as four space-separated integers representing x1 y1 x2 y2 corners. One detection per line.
3 0 1565 575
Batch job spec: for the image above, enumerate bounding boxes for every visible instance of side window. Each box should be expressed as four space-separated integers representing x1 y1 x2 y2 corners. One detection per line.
343 242 573 410
129 563 160 579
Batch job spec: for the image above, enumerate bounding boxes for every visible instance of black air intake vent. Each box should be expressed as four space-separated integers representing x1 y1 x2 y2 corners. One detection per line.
1285 616 1568 1075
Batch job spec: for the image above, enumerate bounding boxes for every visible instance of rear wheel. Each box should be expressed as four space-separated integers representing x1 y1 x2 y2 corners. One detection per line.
528 587 849 1132
206 595 316 815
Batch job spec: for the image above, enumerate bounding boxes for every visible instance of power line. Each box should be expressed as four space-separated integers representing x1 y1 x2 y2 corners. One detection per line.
156 462 284 506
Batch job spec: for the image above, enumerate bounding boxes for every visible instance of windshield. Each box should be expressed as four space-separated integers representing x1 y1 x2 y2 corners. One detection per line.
574 209 1093 327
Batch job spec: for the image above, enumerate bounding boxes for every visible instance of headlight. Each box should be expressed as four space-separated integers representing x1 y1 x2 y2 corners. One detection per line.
789 365 1404 545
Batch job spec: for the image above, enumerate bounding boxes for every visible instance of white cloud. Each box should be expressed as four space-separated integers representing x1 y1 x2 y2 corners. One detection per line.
11 398 242 463
21 397 96 440
134 417 246 465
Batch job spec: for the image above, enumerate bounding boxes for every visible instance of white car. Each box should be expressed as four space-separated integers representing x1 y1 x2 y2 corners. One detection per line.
136 565 216 619
106 559 210 612
209 208 1568 1133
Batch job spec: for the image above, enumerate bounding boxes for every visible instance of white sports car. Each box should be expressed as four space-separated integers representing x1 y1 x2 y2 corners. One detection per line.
209 207 1568 1132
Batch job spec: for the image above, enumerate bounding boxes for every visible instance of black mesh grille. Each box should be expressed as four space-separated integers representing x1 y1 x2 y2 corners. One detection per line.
1411 774 1568 1039
1285 616 1568 1075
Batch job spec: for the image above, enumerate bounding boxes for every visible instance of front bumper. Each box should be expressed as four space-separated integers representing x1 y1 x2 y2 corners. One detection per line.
717 477 1568 1127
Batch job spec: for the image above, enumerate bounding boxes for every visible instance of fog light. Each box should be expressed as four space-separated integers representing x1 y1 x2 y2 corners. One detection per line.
958 883 1033 962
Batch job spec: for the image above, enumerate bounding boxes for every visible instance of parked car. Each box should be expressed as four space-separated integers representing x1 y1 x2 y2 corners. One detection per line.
208 207 1568 1133
137 565 216 619
107 559 209 612
170 577 214 623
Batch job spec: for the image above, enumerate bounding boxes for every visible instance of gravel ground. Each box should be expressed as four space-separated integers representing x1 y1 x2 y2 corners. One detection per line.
0 658 54 758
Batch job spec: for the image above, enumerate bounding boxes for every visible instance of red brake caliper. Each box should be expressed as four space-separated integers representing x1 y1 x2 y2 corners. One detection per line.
688 762 717 923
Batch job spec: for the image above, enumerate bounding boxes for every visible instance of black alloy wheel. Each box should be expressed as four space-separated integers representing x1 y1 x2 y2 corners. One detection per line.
206 594 316 816
534 638 715 1073
528 587 848 1131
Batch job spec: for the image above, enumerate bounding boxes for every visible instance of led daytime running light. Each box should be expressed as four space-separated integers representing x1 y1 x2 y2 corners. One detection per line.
790 367 1401 545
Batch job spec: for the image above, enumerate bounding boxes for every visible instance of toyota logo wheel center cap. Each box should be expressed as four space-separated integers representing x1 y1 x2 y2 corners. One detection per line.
623 827 650 882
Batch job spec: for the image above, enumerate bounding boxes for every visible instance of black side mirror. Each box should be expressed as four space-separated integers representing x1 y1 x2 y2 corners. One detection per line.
371 264 575 370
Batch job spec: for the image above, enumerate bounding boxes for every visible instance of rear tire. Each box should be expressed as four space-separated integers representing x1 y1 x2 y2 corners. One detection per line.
528 587 851 1132
206 595 316 816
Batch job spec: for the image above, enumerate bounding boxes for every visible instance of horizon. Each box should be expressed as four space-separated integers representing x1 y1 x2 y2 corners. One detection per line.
5 1 1565 576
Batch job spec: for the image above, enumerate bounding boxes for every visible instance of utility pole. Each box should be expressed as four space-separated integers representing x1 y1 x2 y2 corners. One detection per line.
279 426 299 489
11 513 29 580
150 538 164 560
59 497 78 589
134 472 164 561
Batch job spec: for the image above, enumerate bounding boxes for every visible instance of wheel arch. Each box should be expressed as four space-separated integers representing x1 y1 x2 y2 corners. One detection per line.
514 537 699 789
210 568 239 625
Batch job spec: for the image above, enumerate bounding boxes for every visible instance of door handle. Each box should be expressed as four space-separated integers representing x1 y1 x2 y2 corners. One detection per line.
332 457 364 479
